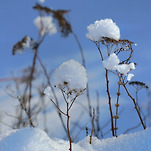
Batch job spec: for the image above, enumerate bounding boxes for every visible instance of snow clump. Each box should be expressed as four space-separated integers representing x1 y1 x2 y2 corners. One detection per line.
44 86 53 98
53 60 88 95
102 53 120 70
34 16 57 36
127 73 134 81
86 18 120 41
102 53 135 77
117 63 135 76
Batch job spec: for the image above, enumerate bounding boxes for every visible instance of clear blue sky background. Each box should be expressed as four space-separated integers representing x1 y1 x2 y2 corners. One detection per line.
0 0 151 82
0 0 151 139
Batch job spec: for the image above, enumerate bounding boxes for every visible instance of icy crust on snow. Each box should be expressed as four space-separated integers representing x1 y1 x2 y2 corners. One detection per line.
86 18 120 41
1 128 151 151
53 59 88 94
34 16 57 36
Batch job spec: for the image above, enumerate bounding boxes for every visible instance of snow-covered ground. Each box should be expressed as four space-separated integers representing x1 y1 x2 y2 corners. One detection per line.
0 127 151 151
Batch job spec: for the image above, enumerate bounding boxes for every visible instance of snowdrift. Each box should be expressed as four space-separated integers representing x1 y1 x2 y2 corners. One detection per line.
0 127 151 151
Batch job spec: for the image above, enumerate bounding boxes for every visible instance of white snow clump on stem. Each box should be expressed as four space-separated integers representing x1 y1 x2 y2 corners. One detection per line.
53 60 88 95
102 53 135 76
102 53 120 70
86 18 120 41
117 63 135 76
127 73 134 81
34 16 57 36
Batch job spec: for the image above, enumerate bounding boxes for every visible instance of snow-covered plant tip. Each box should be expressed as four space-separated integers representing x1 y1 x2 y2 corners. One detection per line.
34 16 57 36
44 59 88 151
86 18 146 137
53 59 88 95
86 18 120 41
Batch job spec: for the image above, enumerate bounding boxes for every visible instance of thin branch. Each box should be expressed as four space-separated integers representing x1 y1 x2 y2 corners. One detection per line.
50 99 67 116
123 84 146 129
105 69 115 136
90 108 95 144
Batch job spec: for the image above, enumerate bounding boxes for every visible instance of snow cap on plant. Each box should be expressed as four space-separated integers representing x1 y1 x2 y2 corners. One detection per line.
86 18 120 41
53 59 88 95
102 53 120 70
127 73 134 81
117 63 135 76
34 16 57 36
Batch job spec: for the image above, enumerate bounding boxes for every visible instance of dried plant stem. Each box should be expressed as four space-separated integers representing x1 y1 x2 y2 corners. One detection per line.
67 102 72 151
37 56 68 135
114 80 121 136
123 84 146 129
105 69 115 136
72 32 92 119
72 31 85 67
90 108 95 144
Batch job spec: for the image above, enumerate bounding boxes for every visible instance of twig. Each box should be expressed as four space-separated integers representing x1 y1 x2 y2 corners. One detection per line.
105 69 115 136
123 84 146 129
114 77 121 136
66 102 72 151
90 108 95 144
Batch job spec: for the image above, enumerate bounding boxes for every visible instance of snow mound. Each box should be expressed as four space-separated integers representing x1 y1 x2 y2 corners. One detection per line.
0 128 54 151
34 16 57 36
86 18 120 41
0 128 84 151
0 128 151 151
53 59 88 95
79 128 151 151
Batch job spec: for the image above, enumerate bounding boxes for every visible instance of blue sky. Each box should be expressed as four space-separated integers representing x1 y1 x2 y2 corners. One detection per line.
0 0 151 139
0 0 151 78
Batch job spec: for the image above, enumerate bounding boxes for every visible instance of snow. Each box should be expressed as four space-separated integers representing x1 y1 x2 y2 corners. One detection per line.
53 59 88 95
44 86 53 98
102 53 135 76
102 53 120 70
39 0 45 3
0 127 151 151
117 63 135 76
86 18 120 41
34 16 57 36
127 73 134 81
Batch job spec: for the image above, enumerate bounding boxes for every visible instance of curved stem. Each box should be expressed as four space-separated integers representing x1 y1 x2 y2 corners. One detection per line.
123 84 146 129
